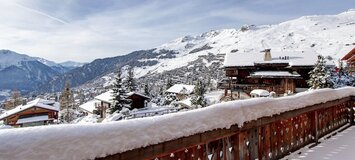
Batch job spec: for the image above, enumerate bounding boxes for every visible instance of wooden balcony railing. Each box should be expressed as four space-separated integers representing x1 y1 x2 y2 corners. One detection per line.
98 96 354 160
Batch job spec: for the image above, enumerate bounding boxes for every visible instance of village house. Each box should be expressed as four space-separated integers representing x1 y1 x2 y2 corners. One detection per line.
78 99 100 115
341 47 355 72
0 98 60 127
94 90 150 118
166 84 195 100
220 49 334 96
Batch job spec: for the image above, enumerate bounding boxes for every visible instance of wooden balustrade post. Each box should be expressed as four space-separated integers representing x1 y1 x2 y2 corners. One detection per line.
312 111 319 143
349 101 354 126
232 134 239 160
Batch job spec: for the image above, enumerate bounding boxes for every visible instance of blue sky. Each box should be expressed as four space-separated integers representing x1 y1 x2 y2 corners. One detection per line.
0 0 354 62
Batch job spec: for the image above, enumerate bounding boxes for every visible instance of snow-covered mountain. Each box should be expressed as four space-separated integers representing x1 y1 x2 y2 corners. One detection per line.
0 50 72 73
123 9 355 77
40 10 355 93
0 50 77 92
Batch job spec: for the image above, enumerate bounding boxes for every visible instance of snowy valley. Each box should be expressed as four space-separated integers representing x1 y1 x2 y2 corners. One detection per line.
0 2 354 159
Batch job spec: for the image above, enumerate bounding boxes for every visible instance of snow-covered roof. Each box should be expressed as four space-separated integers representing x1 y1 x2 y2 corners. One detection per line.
224 50 332 67
78 100 100 113
94 90 113 104
250 71 301 78
126 92 150 99
0 87 353 160
173 98 192 107
166 84 195 94
16 115 49 124
95 90 150 104
250 89 270 97
0 98 60 120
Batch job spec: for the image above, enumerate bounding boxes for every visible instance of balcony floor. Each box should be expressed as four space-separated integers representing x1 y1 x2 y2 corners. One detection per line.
287 126 355 160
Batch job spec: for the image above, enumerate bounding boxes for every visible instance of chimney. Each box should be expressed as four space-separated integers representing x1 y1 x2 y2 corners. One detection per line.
263 49 272 61
22 99 27 105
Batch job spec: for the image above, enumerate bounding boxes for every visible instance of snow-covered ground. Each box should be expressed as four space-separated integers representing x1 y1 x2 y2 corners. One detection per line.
0 87 353 160
286 126 355 160
205 90 224 105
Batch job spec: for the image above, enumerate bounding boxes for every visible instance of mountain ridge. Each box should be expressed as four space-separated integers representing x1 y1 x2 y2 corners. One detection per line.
0 50 80 93
74 9 355 92
3 10 355 95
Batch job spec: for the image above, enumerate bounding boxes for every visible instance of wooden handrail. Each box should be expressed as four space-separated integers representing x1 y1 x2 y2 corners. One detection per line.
97 96 354 160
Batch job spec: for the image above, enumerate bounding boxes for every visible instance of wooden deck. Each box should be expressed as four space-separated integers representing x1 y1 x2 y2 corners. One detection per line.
97 96 354 160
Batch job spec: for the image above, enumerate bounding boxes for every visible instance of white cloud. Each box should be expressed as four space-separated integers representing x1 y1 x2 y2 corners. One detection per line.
0 0 346 63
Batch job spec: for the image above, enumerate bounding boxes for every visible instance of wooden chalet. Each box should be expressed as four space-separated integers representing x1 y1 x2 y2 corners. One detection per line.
0 98 60 127
341 47 355 72
220 49 334 95
94 91 113 118
78 99 100 115
166 84 195 100
126 92 150 109
94 90 150 118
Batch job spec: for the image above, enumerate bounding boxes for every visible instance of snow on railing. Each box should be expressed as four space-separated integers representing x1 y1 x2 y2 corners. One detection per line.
0 87 354 160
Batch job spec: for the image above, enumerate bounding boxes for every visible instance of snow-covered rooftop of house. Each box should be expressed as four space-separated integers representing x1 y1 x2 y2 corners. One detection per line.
224 50 333 67
250 71 301 78
78 100 100 113
126 92 150 99
94 90 150 104
0 98 60 120
94 90 113 104
173 98 192 108
166 84 195 94
0 87 353 160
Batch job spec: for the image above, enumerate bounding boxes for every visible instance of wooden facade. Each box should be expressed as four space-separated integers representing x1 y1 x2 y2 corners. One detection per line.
97 96 354 160
1 106 58 127
95 101 111 118
220 65 313 95
127 93 150 109
341 47 355 72
95 92 150 118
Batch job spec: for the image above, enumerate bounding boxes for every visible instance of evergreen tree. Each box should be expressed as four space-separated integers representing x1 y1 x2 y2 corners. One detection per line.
144 83 150 96
307 55 331 89
163 78 175 105
4 90 23 110
126 67 137 92
111 68 131 114
191 79 207 108
166 78 173 90
329 62 355 88
60 81 76 123
164 93 176 105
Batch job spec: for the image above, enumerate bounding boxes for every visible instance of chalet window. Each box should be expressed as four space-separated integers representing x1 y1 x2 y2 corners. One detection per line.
226 70 237 75
19 113 48 119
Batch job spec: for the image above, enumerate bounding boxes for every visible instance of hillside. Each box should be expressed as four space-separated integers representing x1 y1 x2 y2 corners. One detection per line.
0 50 75 98
69 10 355 94
36 10 355 91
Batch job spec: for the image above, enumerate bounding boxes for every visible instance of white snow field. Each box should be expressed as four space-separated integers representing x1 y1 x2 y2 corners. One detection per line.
90 9 355 85
0 87 353 160
287 126 355 160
